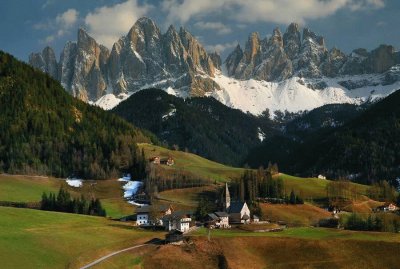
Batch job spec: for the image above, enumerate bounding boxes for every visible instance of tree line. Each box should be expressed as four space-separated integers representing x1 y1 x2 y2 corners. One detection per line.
344 213 400 233
230 166 303 204
40 187 106 217
0 51 153 180
142 163 209 201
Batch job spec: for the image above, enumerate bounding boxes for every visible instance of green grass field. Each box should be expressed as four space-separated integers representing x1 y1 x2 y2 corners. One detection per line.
0 174 134 219
275 173 369 200
0 174 61 202
0 207 163 269
139 143 245 182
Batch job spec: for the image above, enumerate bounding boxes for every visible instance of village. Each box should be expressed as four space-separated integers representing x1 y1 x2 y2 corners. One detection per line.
133 182 259 242
125 154 400 244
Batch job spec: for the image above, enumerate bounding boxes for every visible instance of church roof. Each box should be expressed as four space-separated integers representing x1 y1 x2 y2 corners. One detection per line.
225 183 230 199
229 201 246 213
215 211 229 218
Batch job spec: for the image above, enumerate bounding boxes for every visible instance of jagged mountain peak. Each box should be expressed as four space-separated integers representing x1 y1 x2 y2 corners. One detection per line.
166 24 177 34
269 28 284 48
302 27 325 47
30 17 219 101
29 19 400 115
286 23 300 34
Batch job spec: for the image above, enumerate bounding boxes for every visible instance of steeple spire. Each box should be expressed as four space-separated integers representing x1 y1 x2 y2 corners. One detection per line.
224 182 230 211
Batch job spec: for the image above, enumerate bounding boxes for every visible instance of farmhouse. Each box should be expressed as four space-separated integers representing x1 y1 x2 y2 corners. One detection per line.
214 212 230 228
163 211 193 232
136 205 172 226
376 203 399 212
166 157 175 166
149 156 161 165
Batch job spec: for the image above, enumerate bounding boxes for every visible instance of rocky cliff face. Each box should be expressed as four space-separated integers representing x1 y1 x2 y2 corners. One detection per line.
29 46 58 79
30 18 400 109
225 23 399 81
30 17 218 101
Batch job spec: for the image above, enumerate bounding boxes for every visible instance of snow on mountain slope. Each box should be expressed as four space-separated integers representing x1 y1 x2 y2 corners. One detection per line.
92 69 400 115
210 70 400 115
93 93 132 110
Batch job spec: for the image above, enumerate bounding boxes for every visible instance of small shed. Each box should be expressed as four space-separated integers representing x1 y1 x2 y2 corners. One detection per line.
165 229 184 243
253 215 259 223
150 156 161 165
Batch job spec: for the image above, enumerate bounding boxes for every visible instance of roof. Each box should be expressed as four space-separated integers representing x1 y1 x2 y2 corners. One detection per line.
136 205 171 214
253 215 259 219
229 202 246 213
214 212 229 218
163 210 192 221
207 213 219 221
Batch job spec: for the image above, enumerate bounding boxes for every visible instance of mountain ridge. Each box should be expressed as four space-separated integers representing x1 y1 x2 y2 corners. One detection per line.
0 50 152 179
30 17 400 115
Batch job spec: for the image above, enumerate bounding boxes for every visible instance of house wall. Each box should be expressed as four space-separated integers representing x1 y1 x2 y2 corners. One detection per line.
136 213 149 225
219 216 229 228
178 217 191 232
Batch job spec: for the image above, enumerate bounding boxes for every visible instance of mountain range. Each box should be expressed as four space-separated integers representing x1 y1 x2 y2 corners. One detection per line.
29 17 400 115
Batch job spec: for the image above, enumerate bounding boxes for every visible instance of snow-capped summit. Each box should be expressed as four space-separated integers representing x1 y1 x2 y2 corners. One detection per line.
29 18 400 115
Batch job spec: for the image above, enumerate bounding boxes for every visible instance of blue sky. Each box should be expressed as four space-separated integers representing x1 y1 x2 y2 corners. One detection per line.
1 0 399 62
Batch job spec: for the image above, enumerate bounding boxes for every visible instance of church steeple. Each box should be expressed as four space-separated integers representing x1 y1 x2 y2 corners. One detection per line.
224 182 231 211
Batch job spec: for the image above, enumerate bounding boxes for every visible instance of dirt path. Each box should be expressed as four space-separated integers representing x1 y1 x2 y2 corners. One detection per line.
79 239 162 269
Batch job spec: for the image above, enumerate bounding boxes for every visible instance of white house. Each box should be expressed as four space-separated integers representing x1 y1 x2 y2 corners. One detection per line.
136 205 172 226
253 215 260 223
214 212 230 228
163 211 192 232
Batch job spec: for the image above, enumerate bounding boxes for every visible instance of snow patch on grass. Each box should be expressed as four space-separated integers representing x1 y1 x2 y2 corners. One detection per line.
65 178 83 188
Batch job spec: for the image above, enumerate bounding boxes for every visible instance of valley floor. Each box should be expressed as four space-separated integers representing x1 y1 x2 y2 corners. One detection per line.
1 205 400 269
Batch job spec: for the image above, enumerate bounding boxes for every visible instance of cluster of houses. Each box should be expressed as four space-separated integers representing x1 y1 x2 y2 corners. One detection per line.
149 156 175 166
374 202 399 212
134 183 258 233
135 204 192 232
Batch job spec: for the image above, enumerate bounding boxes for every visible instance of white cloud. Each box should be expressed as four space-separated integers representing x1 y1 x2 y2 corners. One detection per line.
56 9 78 27
194 21 232 35
349 0 385 11
84 0 153 48
205 41 238 53
162 0 386 25
34 9 79 44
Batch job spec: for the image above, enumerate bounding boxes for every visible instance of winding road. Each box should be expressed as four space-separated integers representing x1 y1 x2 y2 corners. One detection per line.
79 240 162 269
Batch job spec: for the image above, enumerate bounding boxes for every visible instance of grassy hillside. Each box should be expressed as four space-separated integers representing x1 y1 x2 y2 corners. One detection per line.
275 173 369 200
139 143 245 182
0 207 163 269
145 228 400 269
0 174 60 202
260 203 332 226
0 174 133 219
